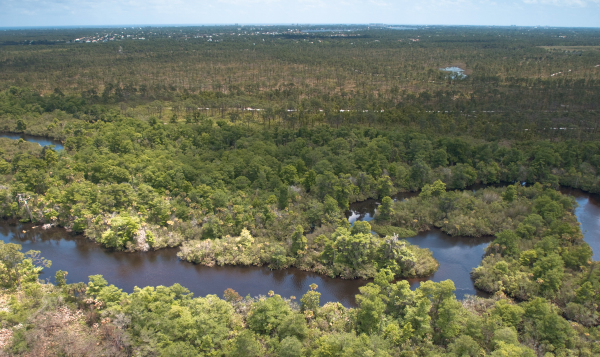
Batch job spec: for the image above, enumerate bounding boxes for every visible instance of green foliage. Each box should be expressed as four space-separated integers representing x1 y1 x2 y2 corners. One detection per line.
278 313 309 341
419 179 446 198
503 184 517 202
376 196 394 222
54 270 67 287
231 330 263 357
16 118 26 132
448 335 483 357
492 230 520 257
0 242 50 288
248 295 292 335
1 26 600 356
86 274 107 297
1 243 596 357
356 284 387 335
290 225 307 256
99 214 141 250
492 300 524 328
300 289 321 314
279 337 303 357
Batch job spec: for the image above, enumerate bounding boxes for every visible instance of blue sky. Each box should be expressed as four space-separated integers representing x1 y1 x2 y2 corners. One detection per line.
1 0 598 28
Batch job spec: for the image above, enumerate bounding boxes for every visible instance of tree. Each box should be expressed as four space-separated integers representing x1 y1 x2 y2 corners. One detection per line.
490 342 535 357
86 274 108 297
290 225 307 256
450 163 477 189
99 214 141 250
492 300 524 328
351 221 372 235
279 336 303 357
532 253 564 296
278 313 308 341
231 330 262 357
302 170 316 192
377 176 394 198
55 270 67 287
228 112 239 124
376 196 394 222
278 185 289 210
448 335 482 357
503 185 517 202
492 230 519 257
16 118 27 132
334 173 358 210
432 148 448 168
419 280 463 345
408 159 431 191
356 283 386 334
331 227 376 271
522 298 574 351
300 287 321 314
420 179 446 198
280 165 298 185
247 295 292 335
44 148 59 166
0 242 51 288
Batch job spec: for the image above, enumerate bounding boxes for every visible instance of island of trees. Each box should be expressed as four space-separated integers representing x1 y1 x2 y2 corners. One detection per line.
0 25 600 356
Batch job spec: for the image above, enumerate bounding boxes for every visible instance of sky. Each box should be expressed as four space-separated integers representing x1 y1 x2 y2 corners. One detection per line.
0 0 599 28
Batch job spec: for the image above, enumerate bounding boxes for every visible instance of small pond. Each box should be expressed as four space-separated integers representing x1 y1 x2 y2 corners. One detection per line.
0 133 64 151
440 66 467 79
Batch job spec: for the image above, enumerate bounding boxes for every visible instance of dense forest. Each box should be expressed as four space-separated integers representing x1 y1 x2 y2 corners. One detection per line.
1 25 600 356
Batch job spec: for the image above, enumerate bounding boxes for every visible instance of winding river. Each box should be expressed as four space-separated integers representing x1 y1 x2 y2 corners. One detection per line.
0 135 598 306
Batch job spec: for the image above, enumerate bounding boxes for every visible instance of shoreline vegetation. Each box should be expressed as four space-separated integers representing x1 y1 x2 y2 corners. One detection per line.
0 240 598 356
1 25 600 355
0 109 596 283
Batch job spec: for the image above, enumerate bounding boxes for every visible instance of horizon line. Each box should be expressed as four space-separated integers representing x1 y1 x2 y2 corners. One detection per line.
2 23 600 31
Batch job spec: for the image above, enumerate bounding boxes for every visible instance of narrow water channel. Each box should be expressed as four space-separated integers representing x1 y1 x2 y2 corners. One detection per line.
560 187 600 260
0 135 598 306
346 192 493 299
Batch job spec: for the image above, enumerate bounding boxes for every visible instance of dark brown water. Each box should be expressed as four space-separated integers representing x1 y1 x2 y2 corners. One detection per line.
0 224 366 306
0 134 597 307
346 192 493 299
0 189 492 306
11 186 600 307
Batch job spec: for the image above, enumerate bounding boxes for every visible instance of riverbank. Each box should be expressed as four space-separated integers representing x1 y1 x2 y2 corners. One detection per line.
2 183 593 307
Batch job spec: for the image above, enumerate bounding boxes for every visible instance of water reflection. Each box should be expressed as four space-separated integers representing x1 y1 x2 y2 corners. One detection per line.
440 66 467 79
1 186 597 307
347 192 418 224
0 133 64 150
559 187 600 260
0 223 366 306
346 193 492 299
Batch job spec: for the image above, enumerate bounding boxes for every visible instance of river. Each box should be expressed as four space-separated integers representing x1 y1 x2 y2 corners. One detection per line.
347 192 493 299
0 135 597 306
